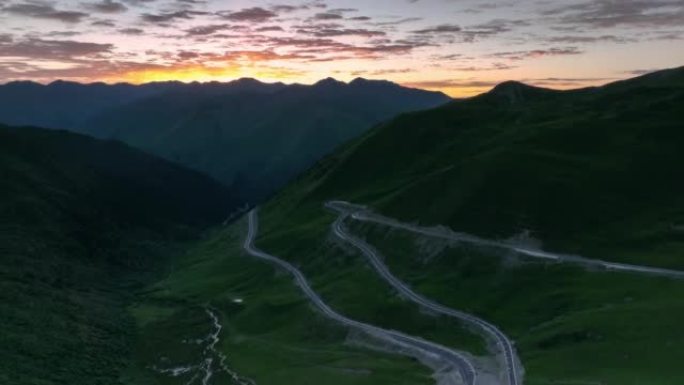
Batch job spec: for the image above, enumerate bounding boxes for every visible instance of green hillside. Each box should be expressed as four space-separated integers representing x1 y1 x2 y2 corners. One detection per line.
274 66 684 269
241 67 684 385
0 125 236 385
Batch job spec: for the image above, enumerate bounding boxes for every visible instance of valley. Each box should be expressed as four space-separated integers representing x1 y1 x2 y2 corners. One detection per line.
2 67 684 385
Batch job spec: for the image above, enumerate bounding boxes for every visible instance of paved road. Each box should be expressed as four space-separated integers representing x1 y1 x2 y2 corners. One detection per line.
327 203 521 385
243 209 478 385
329 201 684 280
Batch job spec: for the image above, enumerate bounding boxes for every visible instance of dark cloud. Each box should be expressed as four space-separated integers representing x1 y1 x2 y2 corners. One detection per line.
296 24 386 38
0 38 113 59
219 7 277 23
462 19 530 41
258 36 428 61
313 12 344 20
543 0 684 28
270 4 305 13
490 47 583 61
142 9 208 23
462 2 517 14
119 28 144 35
91 19 116 27
413 19 529 42
84 0 128 14
414 24 462 34
3 1 89 23
47 31 82 37
121 0 156 6
546 35 632 43
255 26 284 32
177 50 199 60
185 23 231 35
372 17 422 26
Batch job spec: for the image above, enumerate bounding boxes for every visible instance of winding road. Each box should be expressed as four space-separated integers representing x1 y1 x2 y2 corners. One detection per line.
327 203 521 385
328 201 684 280
244 209 479 385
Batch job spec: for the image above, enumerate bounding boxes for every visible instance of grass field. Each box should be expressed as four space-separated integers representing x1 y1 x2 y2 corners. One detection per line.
127 217 441 385
350 219 684 385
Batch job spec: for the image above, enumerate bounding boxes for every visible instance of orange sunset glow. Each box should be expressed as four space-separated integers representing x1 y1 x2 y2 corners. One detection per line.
2 1 684 96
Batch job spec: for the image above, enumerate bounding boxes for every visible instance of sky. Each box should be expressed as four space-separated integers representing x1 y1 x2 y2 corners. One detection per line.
0 0 683 96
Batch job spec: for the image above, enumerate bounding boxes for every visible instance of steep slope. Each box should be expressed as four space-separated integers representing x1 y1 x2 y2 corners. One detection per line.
240 67 684 385
79 78 450 201
282 66 684 268
0 125 236 385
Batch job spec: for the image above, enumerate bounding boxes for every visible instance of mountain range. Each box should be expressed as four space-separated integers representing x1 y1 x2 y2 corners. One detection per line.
0 78 450 201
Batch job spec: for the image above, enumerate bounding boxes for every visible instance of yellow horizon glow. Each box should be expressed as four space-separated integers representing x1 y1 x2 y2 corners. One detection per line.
59 59 637 98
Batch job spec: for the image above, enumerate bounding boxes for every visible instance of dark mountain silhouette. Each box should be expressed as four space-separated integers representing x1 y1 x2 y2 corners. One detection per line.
0 79 286 130
0 78 449 202
77 78 450 201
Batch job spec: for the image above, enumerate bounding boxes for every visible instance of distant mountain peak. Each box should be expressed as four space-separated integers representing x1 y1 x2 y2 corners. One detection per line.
230 77 265 85
349 77 397 88
314 77 346 87
490 80 536 93
486 80 553 104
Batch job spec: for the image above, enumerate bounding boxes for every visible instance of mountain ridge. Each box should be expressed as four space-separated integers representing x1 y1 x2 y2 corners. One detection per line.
68 78 450 202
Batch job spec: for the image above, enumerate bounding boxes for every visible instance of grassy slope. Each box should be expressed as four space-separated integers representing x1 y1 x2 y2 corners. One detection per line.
0 125 235 385
128 217 435 385
248 68 684 384
305 66 684 268
354 220 684 385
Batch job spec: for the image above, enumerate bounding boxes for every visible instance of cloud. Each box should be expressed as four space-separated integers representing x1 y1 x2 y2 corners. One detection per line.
142 10 208 23
462 1 517 14
185 24 231 36
490 47 583 61
413 19 529 42
3 1 89 23
296 25 386 38
450 63 517 72
219 7 277 22
402 79 499 89
372 17 422 26
546 35 632 43
91 19 116 27
119 28 143 35
414 24 461 34
313 12 344 20
542 0 684 28
255 26 284 32
0 38 113 59
84 0 127 14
